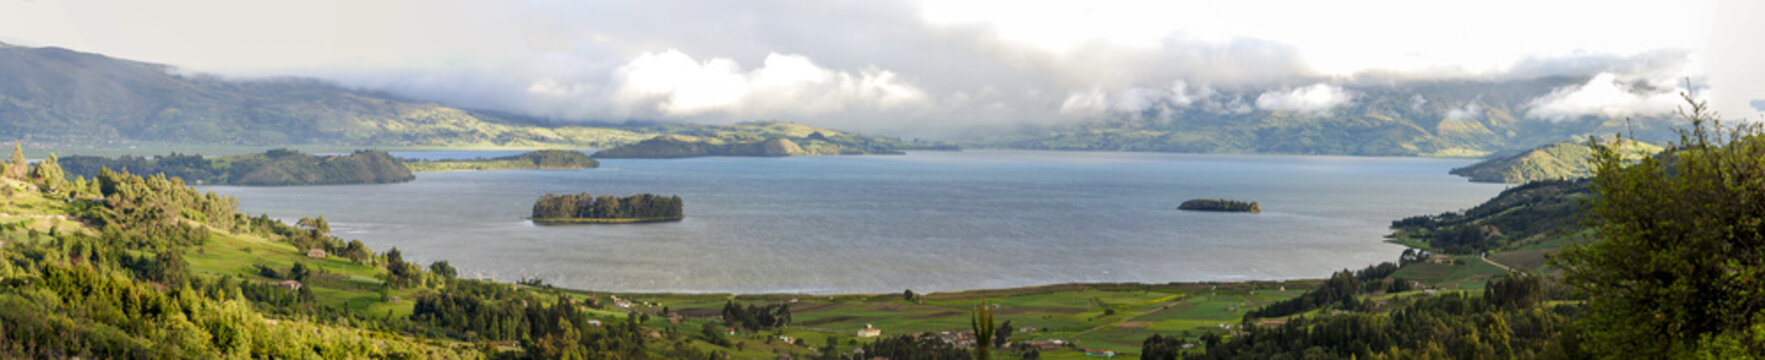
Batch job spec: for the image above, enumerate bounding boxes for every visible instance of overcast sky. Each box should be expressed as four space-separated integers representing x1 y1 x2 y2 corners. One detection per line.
3 0 1761 136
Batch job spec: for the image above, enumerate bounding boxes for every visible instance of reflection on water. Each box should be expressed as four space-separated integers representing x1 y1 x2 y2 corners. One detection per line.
204 150 1504 294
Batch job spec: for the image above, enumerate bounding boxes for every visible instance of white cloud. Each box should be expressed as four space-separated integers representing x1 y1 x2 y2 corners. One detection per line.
1059 80 1207 116
606 50 927 118
1526 73 1686 121
1058 88 1109 115
1445 103 1481 121
1255 83 1354 114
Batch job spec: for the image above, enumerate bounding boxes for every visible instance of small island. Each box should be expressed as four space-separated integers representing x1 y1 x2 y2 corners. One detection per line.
404 150 599 172
531 192 684 224
1179 199 1262 213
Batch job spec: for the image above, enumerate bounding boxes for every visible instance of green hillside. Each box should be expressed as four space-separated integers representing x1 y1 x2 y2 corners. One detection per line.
1389 179 1590 254
59 149 415 186
1449 139 1662 183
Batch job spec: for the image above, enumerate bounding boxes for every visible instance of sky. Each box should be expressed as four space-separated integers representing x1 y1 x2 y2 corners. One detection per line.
2 0 1761 137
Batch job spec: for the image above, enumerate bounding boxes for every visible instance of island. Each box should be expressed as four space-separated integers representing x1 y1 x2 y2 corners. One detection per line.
531 192 684 224
402 150 599 172
1178 198 1262 213
59 148 414 186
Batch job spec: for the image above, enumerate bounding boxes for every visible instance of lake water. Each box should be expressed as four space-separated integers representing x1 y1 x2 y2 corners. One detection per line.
201 150 1506 294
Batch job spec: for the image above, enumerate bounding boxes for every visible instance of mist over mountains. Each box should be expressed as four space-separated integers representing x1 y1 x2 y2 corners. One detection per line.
0 43 1686 156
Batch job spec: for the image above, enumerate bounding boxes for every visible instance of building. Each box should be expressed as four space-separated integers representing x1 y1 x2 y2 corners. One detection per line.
856 324 882 338
277 280 302 291
306 248 328 259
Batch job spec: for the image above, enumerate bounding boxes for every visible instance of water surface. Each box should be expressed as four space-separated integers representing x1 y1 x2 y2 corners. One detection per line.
204 150 1505 294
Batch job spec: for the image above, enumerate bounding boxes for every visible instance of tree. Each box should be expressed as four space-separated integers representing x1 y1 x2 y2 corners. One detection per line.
429 260 457 279
972 300 995 360
1555 93 1765 357
30 153 64 192
8 141 25 179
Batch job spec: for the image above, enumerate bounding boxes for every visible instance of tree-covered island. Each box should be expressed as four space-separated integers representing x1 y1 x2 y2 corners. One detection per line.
531 192 684 224
1178 198 1262 213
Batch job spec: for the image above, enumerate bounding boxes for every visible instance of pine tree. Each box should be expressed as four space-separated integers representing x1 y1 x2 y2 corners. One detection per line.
8 142 25 179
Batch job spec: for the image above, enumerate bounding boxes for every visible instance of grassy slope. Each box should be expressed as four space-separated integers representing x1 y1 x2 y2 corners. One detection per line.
14 175 1309 359
1450 139 1662 183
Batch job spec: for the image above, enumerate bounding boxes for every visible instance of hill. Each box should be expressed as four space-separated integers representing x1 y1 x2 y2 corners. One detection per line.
1449 139 1662 183
0 44 648 149
594 121 948 158
403 150 599 172
1389 179 1590 254
990 78 1682 157
59 149 414 186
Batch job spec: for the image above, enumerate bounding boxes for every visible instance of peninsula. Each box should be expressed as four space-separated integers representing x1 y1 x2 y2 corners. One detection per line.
403 150 598 172
59 148 413 186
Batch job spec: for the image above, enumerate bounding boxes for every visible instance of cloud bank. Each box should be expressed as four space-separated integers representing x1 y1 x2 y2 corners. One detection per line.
0 0 1754 137
1255 84 1355 114
1526 73 1688 121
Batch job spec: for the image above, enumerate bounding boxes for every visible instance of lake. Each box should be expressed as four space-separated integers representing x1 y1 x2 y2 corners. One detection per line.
202 150 1506 294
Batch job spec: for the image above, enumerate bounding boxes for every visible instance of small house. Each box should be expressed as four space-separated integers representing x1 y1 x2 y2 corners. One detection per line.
277 280 302 291
856 324 882 337
306 248 328 259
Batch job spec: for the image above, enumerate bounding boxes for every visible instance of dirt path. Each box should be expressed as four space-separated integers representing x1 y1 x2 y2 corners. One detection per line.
1480 256 1515 273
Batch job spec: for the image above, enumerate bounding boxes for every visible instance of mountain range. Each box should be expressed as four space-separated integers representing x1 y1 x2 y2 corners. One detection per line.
993 78 1684 156
1 42 1684 157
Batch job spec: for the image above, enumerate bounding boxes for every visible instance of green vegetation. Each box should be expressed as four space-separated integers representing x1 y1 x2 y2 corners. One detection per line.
1389 179 1589 254
404 150 599 172
1554 96 1765 358
1449 139 1662 183
60 149 413 186
591 122 958 159
531 193 684 224
1178 199 1261 213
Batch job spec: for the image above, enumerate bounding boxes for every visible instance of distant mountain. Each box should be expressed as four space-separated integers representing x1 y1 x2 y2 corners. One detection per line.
992 78 1682 156
0 43 653 148
593 121 951 158
1450 139 1662 183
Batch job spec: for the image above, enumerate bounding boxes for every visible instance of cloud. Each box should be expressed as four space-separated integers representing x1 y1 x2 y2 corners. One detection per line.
1445 103 1482 121
605 50 926 118
1526 73 1686 121
1255 83 1354 114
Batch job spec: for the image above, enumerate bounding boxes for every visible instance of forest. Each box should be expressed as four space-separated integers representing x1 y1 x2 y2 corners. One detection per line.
531 193 684 223
59 148 414 186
